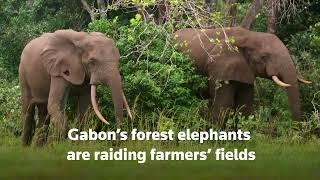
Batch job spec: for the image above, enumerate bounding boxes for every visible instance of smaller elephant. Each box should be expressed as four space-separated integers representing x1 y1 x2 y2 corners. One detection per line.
19 29 132 146
173 27 310 127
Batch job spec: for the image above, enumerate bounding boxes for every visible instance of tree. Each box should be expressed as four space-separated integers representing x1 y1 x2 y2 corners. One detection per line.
80 0 109 20
97 0 107 18
204 0 215 13
225 0 237 26
266 0 277 33
81 0 95 21
240 0 264 29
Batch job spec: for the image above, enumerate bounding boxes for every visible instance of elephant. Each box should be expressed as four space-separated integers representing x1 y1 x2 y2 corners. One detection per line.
173 27 310 127
19 29 132 146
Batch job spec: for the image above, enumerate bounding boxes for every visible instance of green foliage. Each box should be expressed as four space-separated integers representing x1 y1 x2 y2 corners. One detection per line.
254 78 292 120
277 0 320 42
0 78 21 136
287 22 320 116
0 0 90 79
88 17 207 127
309 23 320 54
224 110 319 141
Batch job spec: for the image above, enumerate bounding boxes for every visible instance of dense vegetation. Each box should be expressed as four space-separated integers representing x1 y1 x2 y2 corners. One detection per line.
0 0 320 140
0 0 319 178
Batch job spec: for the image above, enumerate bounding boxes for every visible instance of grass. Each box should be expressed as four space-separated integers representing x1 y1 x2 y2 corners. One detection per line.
0 135 319 180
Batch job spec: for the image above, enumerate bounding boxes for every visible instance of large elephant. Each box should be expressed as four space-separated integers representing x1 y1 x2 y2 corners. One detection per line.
19 29 132 146
173 27 310 126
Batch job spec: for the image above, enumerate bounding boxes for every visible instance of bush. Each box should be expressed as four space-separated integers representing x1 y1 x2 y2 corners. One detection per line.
254 78 292 121
287 22 320 117
0 75 21 136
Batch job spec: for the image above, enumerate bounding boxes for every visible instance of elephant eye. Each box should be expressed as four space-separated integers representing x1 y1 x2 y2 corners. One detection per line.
87 58 96 65
261 54 269 62
63 70 70 76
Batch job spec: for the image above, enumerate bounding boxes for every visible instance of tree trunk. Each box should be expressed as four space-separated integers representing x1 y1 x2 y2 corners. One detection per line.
97 0 107 19
155 0 169 25
225 0 237 27
138 8 151 22
204 0 214 13
81 0 95 21
240 0 264 29
27 0 34 7
266 0 277 33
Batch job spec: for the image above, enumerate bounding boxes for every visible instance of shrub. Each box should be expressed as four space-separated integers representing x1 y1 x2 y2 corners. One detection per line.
0 75 21 136
287 22 320 118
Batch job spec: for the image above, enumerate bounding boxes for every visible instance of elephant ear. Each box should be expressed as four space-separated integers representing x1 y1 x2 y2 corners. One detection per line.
206 43 255 84
40 34 85 85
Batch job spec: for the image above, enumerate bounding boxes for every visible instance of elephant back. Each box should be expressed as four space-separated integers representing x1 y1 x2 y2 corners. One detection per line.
174 28 217 74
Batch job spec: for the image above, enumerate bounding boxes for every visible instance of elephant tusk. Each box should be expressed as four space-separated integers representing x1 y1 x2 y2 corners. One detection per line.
272 76 291 87
297 77 312 84
122 92 133 120
91 85 110 125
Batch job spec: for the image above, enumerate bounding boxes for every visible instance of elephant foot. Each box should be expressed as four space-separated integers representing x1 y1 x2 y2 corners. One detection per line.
22 130 33 147
35 135 47 147
34 125 49 147
49 114 67 142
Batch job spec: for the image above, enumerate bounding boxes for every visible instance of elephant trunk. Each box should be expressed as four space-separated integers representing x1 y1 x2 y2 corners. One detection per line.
280 66 301 120
106 71 124 126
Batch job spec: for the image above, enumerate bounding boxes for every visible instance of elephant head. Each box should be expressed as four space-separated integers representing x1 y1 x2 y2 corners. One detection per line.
226 27 311 120
174 27 310 120
41 33 85 85
43 30 131 125
77 32 131 125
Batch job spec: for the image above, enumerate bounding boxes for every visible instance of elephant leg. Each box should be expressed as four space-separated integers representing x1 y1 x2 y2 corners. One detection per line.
22 102 36 146
37 103 48 128
76 94 90 130
20 74 36 146
234 82 254 129
35 115 51 147
209 80 236 128
47 77 70 141
35 103 50 147
19 73 30 116
235 82 254 117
